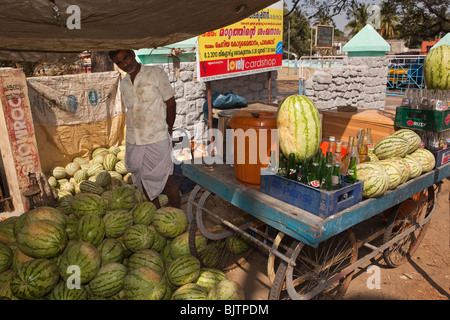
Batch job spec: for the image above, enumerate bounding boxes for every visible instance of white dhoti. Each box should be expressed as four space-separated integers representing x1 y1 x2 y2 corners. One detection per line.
125 138 173 201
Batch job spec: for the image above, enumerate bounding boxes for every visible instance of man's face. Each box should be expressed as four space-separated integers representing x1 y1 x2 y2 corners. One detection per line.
112 50 139 75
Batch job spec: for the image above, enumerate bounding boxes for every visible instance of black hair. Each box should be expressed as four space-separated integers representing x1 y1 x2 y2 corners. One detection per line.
108 50 121 60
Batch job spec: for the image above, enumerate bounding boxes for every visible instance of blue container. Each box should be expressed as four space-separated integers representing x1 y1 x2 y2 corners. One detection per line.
260 170 363 219
431 148 450 168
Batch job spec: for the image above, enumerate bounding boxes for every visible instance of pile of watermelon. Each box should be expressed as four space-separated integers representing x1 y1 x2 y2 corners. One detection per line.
356 128 436 198
0 179 245 300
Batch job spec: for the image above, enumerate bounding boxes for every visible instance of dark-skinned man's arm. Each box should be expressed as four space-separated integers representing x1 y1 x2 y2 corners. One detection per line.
165 96 176 136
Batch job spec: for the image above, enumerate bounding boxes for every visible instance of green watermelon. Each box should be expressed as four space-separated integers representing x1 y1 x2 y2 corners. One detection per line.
152 207 188 239
379 159 403 190
0 219 16 244
103 153 118 171
77 213 106 246
123 267 167 300
47 281 88 300
11 247 34 271
16 220 68 259
65 162 81 177
96 238 124 266
115 161 128 175
103 209 134 238
92 147 108 158
65 216 80 240
131 201 156 226
171 283 208 300
167 255 201 287
95 171 112 187
199 243 221 268
0 269 14 289
403 154 423 179
410 148 436 172
79 180 104 195
277 95 322 162
52 166 67 179
423 44 450 90
356 162 390 198
390 156 411 184
73 169 89 183
71 193 106 217
108 187 136 211
127 249 165 274
226 233 252 254
10 259 60 299
25 206 67 228
0 243 12 273
58 241 101 284
87 163 104 177
123 224 155 252
170 231 207 259
148 225 167 252
195 268 228 291
88 262 128 298
373 135 410 160
391 129 421 154
207 279 245 300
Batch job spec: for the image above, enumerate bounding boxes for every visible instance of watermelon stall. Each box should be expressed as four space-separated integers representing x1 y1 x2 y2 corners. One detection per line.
180 94 450 300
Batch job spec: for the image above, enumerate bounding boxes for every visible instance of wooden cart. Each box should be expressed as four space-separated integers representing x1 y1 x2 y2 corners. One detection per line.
181 160 450 300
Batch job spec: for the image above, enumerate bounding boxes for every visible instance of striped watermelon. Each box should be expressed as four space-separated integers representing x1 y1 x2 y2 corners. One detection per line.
96 238 124 266
87 163 104 177
127 249 165 274
0 243 12 273
403 154 423 179
423 44 450 90
73 156 89 166
65 216 79 240
52 166 67 179
73 169 88 183
379 160 403 190
109 170 123 181
226 234 251 254
123 266 167 300
10 259 60 299
109 146 121 155
115 161 128 175
65 162 81 177
103 209 134 238
92 147 108 158
123 224 155 252
356 162 389 198
79 180 104 195
25 206 67 228
92 155 105 166
199 243 221 268
108 187 136 211
171 283 208 300
0 269 14 289
77 213 106 246
131 201 156 226
148 225 167 252
152 207 188 239
0 219 16 245
277 95 322 162
58 241 101 284
207 279 245 300
88 262 127 298
71 193 106 217
410 148 436 172
47 281 88 300
195 268 228 292
60 181 75 194
16 220 68 259
11 247 34 271
48 176 58 188
95 171 112 187
391 129 421 154
170 231 208 259
103 153 118 171
117 150 126 161
373 135 409 160
390 157 411 184
167 255 201 287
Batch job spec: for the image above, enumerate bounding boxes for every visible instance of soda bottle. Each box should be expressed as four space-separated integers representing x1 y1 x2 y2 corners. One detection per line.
287 153 297 180
343 136 359 174
334 141 345 172
344 156 358 184
358 130 371 163
309 162 321 188
366 128 374 152
321 163 333 191
332 163 342 190
267 150 278 173
326 136 336 164
278 153 287 176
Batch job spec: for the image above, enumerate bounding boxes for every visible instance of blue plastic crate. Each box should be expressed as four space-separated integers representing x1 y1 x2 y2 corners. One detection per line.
431 148 450 168
260 170 363 219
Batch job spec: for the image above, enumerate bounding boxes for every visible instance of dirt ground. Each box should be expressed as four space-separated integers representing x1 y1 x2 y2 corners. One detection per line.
191 67 450 301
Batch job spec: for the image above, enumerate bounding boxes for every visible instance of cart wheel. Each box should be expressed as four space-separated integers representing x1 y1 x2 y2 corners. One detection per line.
382 185 435 268
267 232 297 285
269 229 358 300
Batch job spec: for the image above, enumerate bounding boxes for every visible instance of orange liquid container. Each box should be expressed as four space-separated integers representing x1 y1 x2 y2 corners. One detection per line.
228 110 278 188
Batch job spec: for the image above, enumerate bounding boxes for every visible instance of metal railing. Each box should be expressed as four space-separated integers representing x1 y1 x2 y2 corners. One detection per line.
386 55 426 96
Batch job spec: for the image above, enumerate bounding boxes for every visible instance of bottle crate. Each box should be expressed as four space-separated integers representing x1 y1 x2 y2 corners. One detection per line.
394 106 450 133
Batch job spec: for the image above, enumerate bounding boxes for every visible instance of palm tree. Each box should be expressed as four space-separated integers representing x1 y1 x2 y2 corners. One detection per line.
345 3 369 36
312 9 335 27
380 1 401 38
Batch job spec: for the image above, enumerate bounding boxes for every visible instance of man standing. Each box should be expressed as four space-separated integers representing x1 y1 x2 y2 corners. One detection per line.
109 49 180 208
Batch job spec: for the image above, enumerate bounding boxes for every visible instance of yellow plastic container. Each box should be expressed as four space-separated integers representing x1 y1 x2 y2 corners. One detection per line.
228 110 278 188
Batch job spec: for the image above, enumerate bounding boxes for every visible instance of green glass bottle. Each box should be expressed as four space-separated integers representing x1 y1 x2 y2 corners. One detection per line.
344 156 358 184
320 163 333 191
309 162 321 188
332 164 342 190
287 153 297 180
278 153 287 176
